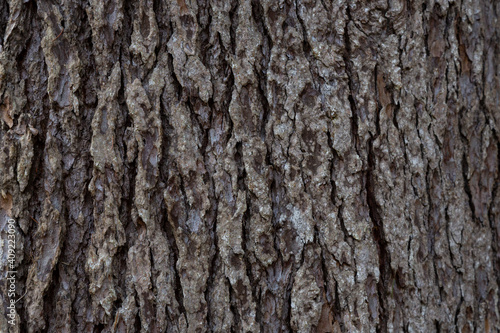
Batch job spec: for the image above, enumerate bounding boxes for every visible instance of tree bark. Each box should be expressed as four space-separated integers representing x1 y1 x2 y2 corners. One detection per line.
0 0 499 332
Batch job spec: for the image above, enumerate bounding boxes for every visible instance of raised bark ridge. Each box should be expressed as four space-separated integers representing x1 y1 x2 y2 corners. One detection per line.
0 0 499 332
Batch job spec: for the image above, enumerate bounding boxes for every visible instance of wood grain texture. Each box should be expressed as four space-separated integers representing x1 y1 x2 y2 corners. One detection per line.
0 0 499 332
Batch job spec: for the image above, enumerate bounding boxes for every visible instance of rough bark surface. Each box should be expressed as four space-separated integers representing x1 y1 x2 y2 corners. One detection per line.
0 0 499 332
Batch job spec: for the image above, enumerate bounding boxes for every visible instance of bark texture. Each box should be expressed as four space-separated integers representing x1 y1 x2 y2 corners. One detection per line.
0 0 499 332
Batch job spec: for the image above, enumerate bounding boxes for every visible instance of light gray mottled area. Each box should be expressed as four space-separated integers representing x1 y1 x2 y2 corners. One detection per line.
0 0 499 332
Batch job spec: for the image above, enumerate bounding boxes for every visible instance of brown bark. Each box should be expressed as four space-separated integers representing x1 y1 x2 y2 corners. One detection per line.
0 0 499 332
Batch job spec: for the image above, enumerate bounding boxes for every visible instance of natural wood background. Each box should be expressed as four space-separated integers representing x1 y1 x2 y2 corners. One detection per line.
0 0 499 332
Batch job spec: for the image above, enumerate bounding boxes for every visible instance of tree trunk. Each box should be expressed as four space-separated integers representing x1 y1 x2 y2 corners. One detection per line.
0 0 499 331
